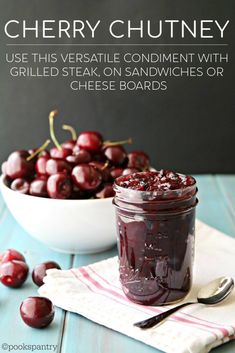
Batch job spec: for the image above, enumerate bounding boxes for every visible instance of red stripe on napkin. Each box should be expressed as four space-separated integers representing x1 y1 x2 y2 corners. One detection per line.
71 267 226 338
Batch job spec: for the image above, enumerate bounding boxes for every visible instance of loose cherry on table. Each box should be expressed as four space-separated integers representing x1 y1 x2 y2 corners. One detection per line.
0 249 25 264
32 261 61 287
20 296 55 328
0 260 29 287
29 178 48 197
11 178 30 194
77 131 103 153
72 164 102 191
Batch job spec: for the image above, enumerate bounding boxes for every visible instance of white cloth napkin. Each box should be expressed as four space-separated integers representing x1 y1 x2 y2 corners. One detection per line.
39 220 235 353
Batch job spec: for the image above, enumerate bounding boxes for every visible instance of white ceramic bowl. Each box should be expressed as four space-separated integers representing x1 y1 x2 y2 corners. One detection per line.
0 175 117 254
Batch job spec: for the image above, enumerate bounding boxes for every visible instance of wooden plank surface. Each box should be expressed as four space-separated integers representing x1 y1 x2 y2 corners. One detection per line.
195 175 235 353
0 175 235 353
0 212 72 352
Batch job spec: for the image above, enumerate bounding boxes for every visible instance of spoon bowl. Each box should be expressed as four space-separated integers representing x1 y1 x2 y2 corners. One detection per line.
198 276 234 305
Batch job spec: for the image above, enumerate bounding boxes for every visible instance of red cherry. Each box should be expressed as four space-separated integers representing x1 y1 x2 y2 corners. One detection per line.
28 148 37 155
77 131 103 153
28 141 51 163
104 146 127 166
47 173 72 199
28 148 50 158
71 185 88 199
89 161 111 182
39 150 50 158
0 249 25 264
110 167 124 179
50 147 72 159
11 178 30 194
96 184 115 198
122 168 139 176
62 124 77 150
6 150 34 179
72 144 80 155
66 150 91 165
0 260 29 287
127 151 150 171
72 164 102 191
35 156 49 176
32 261 61 287
91 153 107 163
62 139 76 150
46 159 72 175
20 296 55 328
1 161 8 175
29 178 48 197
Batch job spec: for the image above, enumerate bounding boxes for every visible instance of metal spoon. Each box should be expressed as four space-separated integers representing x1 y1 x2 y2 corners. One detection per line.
134 276 234 329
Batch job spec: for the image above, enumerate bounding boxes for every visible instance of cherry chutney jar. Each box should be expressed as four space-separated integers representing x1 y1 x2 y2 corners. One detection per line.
113 170 198 305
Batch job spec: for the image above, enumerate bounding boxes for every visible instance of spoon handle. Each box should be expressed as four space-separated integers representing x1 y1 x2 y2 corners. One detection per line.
134 301 196 329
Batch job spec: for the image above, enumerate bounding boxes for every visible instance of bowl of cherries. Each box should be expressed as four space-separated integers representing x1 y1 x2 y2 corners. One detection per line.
0 110 151 254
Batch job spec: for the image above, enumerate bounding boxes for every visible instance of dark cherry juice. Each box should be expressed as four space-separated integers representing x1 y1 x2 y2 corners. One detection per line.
113 170 198 305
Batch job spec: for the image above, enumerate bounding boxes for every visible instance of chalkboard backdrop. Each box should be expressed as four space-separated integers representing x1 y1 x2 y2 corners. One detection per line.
0 0 234 173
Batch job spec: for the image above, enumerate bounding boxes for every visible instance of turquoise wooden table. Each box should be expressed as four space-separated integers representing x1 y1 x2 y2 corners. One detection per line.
0 175 235 353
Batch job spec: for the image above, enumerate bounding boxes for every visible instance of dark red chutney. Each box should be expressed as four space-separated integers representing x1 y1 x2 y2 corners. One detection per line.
113 170 198 305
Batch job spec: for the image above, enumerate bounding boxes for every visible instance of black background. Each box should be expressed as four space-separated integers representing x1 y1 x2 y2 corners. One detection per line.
0 0 234 173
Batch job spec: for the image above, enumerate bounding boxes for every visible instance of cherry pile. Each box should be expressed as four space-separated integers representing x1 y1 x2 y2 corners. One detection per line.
1 110 150 199
0 248 60 328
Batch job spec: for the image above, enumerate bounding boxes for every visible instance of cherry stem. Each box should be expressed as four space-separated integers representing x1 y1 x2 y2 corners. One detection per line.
62 124 77 141
103 138 132 147
101 160 109 170
26 139 51 161
49 110 62 150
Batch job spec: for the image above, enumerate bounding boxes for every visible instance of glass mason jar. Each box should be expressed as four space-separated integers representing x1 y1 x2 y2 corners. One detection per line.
113 172 198 306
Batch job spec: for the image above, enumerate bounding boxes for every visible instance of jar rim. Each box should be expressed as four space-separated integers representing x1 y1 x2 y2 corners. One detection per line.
114 172 197 202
